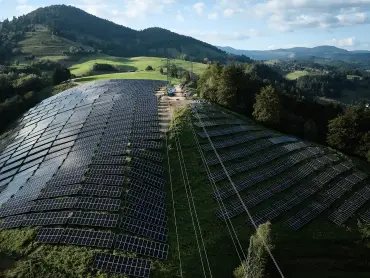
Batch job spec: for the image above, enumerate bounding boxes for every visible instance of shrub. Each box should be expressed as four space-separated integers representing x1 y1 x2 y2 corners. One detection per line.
52 67 71 85
145 65 154 71
13 74 45 95
234 222 274 278
92 63 117 72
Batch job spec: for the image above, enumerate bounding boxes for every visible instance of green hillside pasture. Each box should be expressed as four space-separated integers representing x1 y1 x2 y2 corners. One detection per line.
74 71 181 85
285 70 310 80
18 26 91 58
69 55 208 77
285 70 324 80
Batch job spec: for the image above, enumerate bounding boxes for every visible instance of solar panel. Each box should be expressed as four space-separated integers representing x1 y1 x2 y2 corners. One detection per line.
23 149 48 164
126 192 165 212
85 174 125 186
131 149 163 162
68 212 119 228
114 234 169 260
132 141 162 150
38 184 83 199
31 197 78 212
129 168 165 189
129 179 165 202
131 159 164 176
0 201 34 217
0 214 26 229
91 156 128 165
361 208 370 223
92 253 151 278
36 227 65 243
60 228 115 248
75 197 121 212
79 184 123 198
123 203 166 227
23 211 73 226
120 217 168 242
329 185 370 225
88 165 127 176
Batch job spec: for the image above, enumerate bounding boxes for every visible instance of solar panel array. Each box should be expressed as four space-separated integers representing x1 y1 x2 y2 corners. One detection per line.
211 141 309 183
0 80 169 277
216 154 340 220
287 171 367 229
247 161 354 226
328 182 370 226
192 102 369 230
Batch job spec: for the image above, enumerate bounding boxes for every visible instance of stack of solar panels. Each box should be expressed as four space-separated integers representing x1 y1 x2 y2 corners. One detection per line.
211 141 308 183
216 154 339 220
205 136 298 166
213 147 325 201
328 182 370 226
247 161 354 226
201 131 274 151
287 170 367 229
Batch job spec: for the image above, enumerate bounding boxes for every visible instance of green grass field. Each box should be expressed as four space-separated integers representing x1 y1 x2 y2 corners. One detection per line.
285 70 310 80
69 55 208 77
285 70 325 80
74 71 182 85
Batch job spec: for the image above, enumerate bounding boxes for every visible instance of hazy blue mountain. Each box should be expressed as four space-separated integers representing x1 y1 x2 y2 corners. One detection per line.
217 45 370 63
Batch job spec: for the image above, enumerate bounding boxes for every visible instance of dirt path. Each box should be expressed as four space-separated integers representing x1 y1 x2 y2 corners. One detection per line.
157 85 194 133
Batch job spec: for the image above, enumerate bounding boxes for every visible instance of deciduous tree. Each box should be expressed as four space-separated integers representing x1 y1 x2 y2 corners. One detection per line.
253 85 281 126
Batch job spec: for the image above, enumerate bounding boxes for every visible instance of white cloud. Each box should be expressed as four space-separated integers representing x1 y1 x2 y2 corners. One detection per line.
176 10 184 22
193 2 205 15
16 0 28 4
208 12 218 20
223 8 234 17
326 36 358 47
123 0 165 19
253 0 370 31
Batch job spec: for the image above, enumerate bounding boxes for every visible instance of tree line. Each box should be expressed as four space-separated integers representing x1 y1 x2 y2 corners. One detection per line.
197 63 370 161
0 61 72 134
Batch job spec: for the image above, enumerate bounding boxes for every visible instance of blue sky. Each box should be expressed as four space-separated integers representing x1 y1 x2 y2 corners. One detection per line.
1 0 370 50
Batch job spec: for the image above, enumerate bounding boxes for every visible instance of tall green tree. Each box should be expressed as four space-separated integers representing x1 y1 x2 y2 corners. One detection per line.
253 85 281 126
197 62 222 102
216 64 247 109
327 105 370 154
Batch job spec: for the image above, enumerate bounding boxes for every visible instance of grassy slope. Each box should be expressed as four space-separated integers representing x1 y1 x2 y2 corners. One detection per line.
74 71 181 85
161 105 370 278
18 26 89 60
161 108 253 278
69 55 208 77
285 70 325 80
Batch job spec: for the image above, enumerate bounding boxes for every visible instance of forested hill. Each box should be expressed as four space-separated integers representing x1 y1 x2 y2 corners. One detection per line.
1 5 243 62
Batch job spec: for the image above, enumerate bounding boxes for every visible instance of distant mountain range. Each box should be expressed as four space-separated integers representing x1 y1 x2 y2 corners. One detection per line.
217 45 370 67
